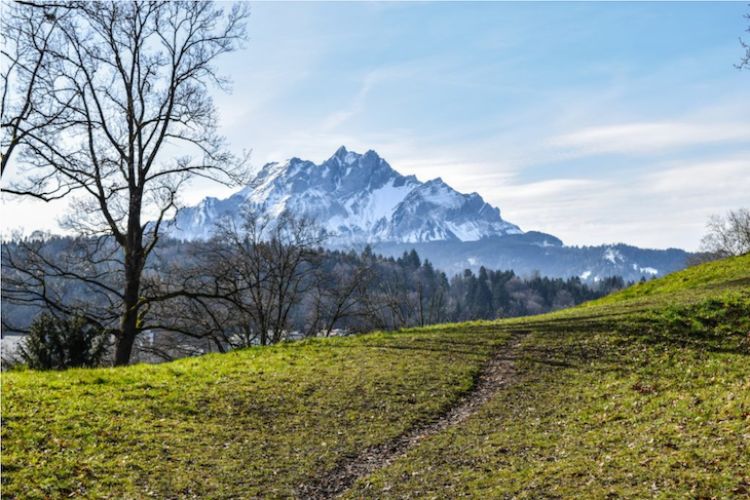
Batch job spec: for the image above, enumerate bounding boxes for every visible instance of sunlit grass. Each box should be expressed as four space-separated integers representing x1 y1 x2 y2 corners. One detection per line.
345 257 750 498
2 254 748 498
1 329 509 498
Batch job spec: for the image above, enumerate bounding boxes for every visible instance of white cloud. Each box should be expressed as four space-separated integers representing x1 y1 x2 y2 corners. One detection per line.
643 157 750 196
476 154 750 250
550 121 750 156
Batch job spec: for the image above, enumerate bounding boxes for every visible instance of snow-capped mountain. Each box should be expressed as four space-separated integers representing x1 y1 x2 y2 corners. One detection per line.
167 146 691 281
169 146 522 244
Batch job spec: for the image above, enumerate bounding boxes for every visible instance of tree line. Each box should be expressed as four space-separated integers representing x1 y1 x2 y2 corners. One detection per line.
2 210 628 367
8 202 748 369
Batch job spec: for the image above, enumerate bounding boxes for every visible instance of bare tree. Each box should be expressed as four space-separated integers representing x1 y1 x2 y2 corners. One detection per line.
307 262 374 337
359 263 421 331
215 210 325 345
148 210 325 351
2 2 249 365
699 208 750 258
413 262 448 326
0 1 71 179
739 8 750 70
135 237 245 356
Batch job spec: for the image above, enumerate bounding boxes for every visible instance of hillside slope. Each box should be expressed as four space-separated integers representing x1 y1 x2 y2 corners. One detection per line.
2 255 749 498
347 255 750 498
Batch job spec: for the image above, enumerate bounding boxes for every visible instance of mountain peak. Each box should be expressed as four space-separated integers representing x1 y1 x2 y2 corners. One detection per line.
170 148 523 244
328 145 365 167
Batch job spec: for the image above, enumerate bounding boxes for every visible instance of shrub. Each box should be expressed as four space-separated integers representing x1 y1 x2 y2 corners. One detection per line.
16 313 109 370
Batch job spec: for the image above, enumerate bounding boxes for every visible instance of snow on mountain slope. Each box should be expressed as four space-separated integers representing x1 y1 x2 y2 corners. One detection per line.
168 146 522 245
378 178 521 243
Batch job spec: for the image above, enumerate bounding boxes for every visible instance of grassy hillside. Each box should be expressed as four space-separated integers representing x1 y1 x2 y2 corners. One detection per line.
590 253 750 305
347 290 750 497
3 254 749 498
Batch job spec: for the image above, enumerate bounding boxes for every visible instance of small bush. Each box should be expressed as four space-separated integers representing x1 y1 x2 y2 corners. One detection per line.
16 313 109 370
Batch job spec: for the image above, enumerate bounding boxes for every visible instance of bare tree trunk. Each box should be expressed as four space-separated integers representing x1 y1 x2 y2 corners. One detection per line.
115 307 137 365
115 250 142 365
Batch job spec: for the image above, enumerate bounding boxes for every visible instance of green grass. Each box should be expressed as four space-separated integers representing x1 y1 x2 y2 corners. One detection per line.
345 256 750 498
3 254 749 498
1 327 509 498
589 253 750 306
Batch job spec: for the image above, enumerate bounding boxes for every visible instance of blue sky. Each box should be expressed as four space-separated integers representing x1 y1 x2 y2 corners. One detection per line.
5 1 750 250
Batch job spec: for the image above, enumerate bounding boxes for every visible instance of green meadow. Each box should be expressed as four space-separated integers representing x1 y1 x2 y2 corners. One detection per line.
3 254 749 498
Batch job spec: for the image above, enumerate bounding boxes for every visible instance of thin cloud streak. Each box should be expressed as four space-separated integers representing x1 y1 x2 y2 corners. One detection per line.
551 121 750 156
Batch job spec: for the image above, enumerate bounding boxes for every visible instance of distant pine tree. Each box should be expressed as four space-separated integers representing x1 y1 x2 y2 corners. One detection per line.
16 313 109 370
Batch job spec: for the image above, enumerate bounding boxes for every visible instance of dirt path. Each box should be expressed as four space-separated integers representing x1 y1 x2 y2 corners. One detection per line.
297 331 527 499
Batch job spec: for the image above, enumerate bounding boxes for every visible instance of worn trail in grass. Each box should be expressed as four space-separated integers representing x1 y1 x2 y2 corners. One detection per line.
299 331 528 499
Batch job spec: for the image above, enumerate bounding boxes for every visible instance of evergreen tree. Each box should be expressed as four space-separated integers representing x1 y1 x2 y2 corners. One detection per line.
16 313 108 370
